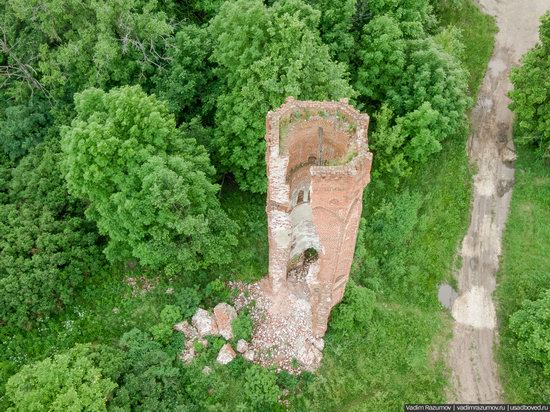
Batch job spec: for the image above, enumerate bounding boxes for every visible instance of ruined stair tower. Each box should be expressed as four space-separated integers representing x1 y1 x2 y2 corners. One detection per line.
265 97 372 337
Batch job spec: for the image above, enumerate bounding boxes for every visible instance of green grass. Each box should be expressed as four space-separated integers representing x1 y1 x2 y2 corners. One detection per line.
437 0 498 98
496 146 550 402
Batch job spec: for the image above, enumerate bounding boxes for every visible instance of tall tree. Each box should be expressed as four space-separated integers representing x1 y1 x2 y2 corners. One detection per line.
154 24 217 125
61 86 237 275
1 0 174 105
355 15 406 104
306 0 357 64
209 0 353 192
0 139 103 328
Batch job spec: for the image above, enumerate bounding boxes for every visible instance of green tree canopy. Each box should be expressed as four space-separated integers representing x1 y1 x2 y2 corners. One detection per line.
509 12 550 160
306 0 357 64
209 0 353 192
0 95 52 160
363 0 436 36
61 85 237 275
109 328 189 411
154 24 216 124
0 139 104 328
355 10 470 182
5 344 121 411
1 0 173 106
355 15 406 103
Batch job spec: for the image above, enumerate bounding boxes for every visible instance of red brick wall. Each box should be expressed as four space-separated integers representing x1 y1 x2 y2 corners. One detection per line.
265 97 372 337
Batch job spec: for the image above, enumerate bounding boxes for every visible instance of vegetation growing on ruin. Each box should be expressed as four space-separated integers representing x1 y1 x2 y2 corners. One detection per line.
0 0 504 410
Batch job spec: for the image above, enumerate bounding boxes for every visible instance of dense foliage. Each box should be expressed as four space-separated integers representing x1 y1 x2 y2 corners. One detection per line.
0 140 104 328
0 0 507 409
510 12 550 161
5 344 120 411
509 290 550 375
209 0 352 192
61 86 237 275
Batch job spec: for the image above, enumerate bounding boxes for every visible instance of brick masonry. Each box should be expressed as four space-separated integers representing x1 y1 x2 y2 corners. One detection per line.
265 97 372 337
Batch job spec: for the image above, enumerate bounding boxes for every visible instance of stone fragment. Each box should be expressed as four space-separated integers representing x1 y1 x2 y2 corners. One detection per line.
213 303 237 340
216 343 236 365
242 349 255 362
202 366 212 375
180 343 195 364
309 337 324 352
295 336 323 370
192 308 218 337
236 339 249 353
173 320 198 339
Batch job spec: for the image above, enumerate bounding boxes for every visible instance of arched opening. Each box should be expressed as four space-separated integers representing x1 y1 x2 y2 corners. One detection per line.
287 247 319 283
297 190 304 204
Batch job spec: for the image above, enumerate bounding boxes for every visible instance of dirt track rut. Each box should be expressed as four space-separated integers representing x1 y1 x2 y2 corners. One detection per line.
447 0 550 403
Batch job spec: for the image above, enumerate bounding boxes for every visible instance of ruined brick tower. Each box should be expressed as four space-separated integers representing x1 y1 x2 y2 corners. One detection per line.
265 97 372 337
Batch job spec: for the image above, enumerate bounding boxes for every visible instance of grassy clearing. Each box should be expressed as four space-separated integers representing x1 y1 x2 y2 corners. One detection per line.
496 146 550 402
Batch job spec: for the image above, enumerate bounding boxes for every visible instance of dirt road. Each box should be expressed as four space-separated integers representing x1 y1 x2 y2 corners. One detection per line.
447 0 550 403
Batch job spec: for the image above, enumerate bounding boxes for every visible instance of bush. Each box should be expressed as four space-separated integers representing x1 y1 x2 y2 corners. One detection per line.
330 280 376 334
5 344 120 411
232 311 254 342
243 365 280 410
110 329 189 411
149 305 182 344
509 290 550 375
173 287 202 319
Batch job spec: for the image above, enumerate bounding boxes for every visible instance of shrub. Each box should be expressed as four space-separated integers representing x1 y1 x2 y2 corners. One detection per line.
509 290 550 375
110 328 189 410
243 365 280 410
330 280 376 334
5 344 120 411
232 311 254 342
149 305 182 344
